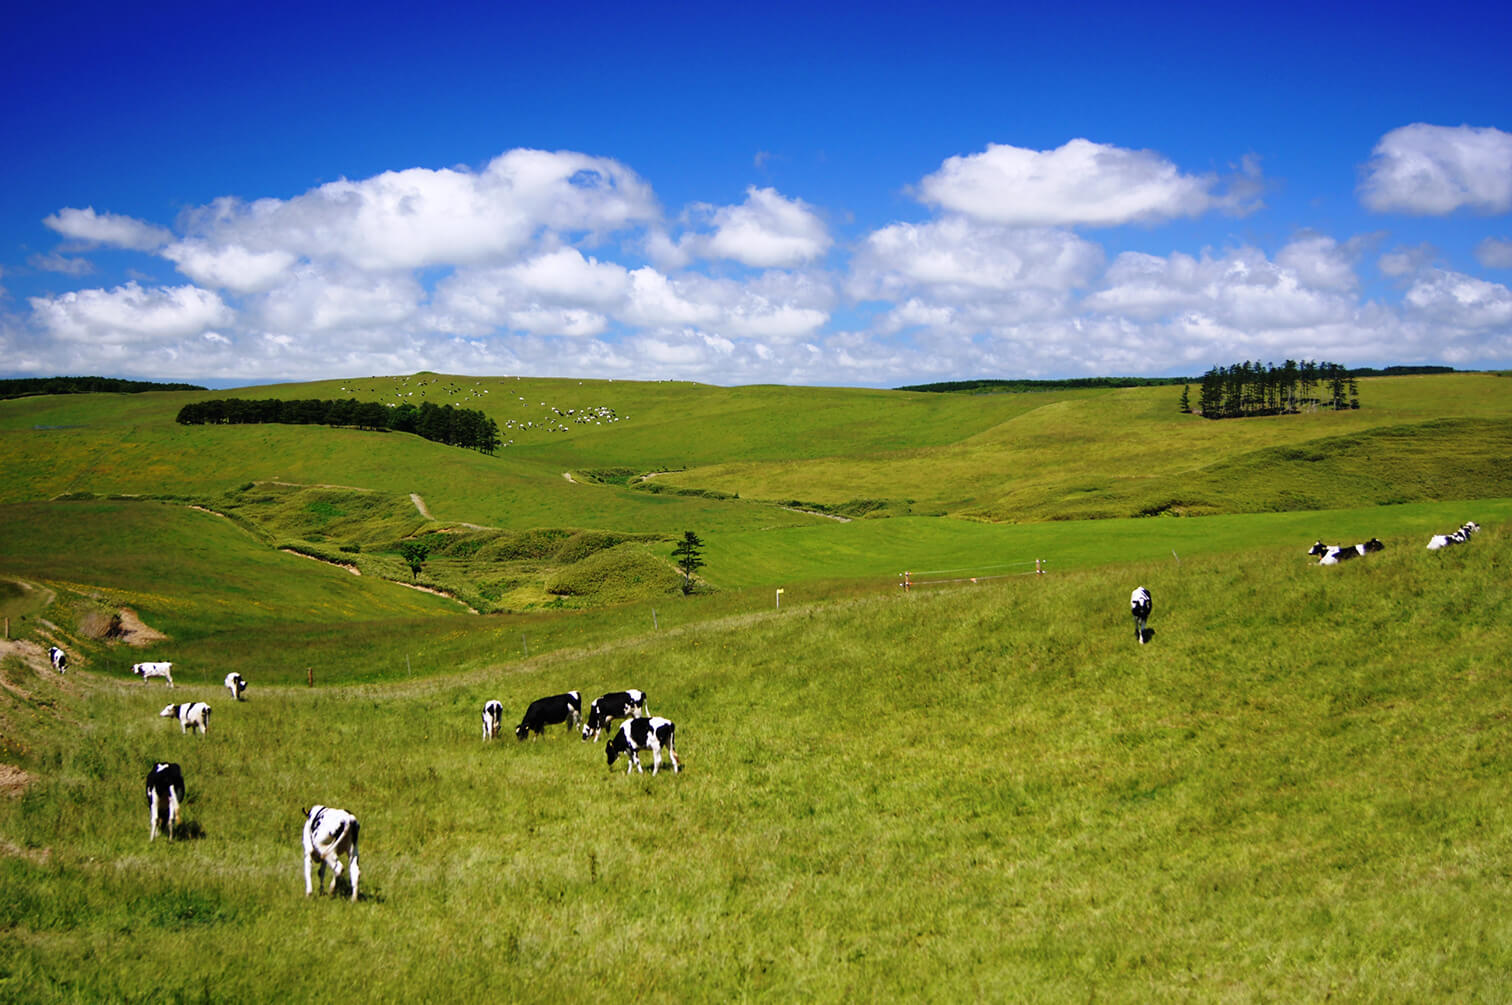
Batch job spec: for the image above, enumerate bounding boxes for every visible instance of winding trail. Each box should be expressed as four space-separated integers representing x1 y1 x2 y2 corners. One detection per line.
411 493 433 519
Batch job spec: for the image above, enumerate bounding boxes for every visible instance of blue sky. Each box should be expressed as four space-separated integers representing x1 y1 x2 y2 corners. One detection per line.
4 0 1511 387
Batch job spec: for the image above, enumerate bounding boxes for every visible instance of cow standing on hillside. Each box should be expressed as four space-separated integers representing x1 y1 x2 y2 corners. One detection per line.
132 661 174 687
302 805 360 901
146 762 186 841
481 700 504 740
48 647 67 673
581 689 648 741
225 672 247 701
605 716 682 775
1130 587 1152 645
515 691 581 740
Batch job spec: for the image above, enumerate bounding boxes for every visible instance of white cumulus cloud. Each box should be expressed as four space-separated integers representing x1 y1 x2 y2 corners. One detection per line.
1475 237 1512 269
916 138 1255 227
44 207 173 251
30 282 231 344
1360 123 1512 215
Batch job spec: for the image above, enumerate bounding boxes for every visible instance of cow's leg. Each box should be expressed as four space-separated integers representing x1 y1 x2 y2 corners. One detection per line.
628 750 640 774
305 855 316 896
650 745 662 775
347 846 359 902
150 792 159 841
327 854 343 895
666 743 681 773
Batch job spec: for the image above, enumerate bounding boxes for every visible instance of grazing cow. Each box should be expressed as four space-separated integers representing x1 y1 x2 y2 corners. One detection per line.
1428 521 1481 551
1309 538 1385 565
48 646 67 673
605 716 682 775
1130 587 1152 645
302 805 360 901
132 661 174 687
146 762 186 842
515 691 581 740
160 702 211 736
481 699 504 740
225 672 247 702
581 689 649 741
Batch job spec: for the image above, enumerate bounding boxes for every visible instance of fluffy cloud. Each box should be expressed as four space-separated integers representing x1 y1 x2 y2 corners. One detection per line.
161 241 298 293
43 207 173 251
916 139 1256 227
172 149 657 274
852 217 1103 299
651 187 830 269
1360 124 1512 215
29 282 231 344
1475 237 1512 269
1402 268 1512 329
1084 241 1360 331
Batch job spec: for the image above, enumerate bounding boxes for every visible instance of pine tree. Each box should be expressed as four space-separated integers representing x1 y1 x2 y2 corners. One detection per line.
672 532 705 595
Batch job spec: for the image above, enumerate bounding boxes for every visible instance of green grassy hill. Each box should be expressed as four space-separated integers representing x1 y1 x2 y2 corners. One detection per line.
2 523 1508 999
3 371 1512 999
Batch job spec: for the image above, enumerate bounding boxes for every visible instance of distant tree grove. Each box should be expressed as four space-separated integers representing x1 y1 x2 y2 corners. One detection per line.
176 398 501 454
1192 360 1359 419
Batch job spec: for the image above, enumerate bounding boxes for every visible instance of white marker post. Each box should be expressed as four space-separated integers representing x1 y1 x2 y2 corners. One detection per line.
776 588 784 609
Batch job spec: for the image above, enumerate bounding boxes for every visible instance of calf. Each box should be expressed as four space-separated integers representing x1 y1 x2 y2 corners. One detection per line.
581 689 648 741
132 661 174 687
605 716 681 775
515 690 581 740
481 699 504 740
302 805 360 901
225 672 247 702
160 702 211 736
1427 521 1480 551
146 762 185 841
48 646 67 673
1309 538 1385 565
1130 587 1152 645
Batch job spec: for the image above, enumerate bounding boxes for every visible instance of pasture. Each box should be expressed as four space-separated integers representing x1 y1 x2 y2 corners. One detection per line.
3 525 1511 1000
3 371 1512 1000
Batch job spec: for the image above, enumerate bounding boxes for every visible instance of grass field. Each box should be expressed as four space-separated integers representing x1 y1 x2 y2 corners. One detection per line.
2 525 1510 1000
3 372 1511 1000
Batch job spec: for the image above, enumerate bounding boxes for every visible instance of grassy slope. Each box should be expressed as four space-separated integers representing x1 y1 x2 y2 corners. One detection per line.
10 373 1507 537
2 526 1509 1000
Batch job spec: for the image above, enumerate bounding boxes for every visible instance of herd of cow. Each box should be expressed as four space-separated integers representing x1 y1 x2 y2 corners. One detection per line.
124 656 675 901
1128 520 1485 642
38 517 1486 902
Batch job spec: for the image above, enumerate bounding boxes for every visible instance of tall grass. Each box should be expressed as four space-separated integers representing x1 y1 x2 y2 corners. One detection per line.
3 525 1510 1000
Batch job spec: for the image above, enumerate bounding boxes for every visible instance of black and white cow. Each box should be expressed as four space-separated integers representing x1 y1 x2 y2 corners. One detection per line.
48 646 67 673
515 691 581 740
160 702 211 735
146 761 185 842
605 716 682 775
302 805 360 901
581 689 648 741
481 699 504 740
1427 521 1480 551
1308 538 1385 565
132 661 174 687
225 672 247 702
1130 587 1152 645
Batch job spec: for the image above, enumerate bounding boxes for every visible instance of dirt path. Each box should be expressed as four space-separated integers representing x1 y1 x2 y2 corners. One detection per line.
411 493 432 519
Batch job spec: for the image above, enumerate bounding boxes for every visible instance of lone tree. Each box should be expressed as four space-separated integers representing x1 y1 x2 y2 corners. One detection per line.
399 540 429 580
672 531 705 595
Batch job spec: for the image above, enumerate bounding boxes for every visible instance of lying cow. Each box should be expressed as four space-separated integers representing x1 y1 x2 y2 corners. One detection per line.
132 661 174 687
605 716 682 775
1308 538 1385 565
481 699 504 740
48 646 67 673
146 761 185 842
160 702 211 736
515 691 581 740
302 805 360 901
581 689 649 741
225 672 247 702
1130 587 1152 645
1427 521 1480 551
